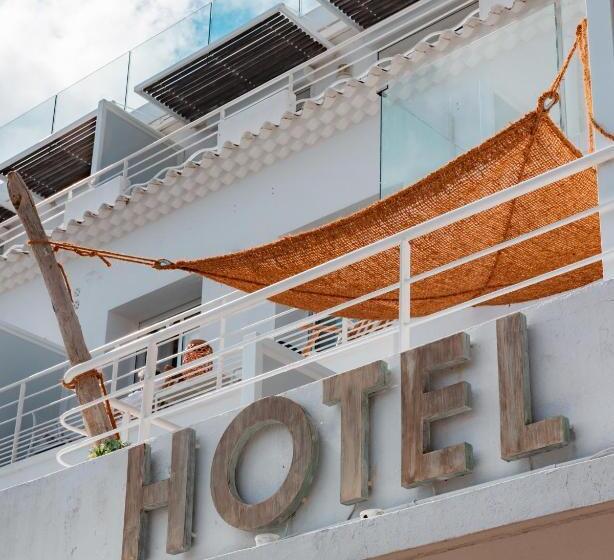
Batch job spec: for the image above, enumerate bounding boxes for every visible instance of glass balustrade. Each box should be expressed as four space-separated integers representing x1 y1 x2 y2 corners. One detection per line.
209 0 300 43
53 53 131 132
126 3 212 116
0 97 56 164
0 0 316 167
380 0 587 198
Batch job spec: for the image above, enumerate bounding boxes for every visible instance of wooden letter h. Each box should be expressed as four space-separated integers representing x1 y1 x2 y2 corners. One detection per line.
122 428 196 560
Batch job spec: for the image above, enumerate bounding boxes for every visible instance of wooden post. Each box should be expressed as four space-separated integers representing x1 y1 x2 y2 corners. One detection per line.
6 171 116 439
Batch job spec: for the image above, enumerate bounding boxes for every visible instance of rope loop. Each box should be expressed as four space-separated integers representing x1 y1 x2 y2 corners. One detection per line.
539 18 614 152
63 369 119 439
537 91 560 114
153 258 175 269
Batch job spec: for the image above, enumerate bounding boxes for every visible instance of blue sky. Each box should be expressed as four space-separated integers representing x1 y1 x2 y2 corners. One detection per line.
0 0 308 127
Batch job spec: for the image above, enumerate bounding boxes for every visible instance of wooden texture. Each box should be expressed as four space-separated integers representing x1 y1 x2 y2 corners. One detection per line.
496 313 570 461
210 396 319 531
6 171 115 438
167 427 196 554
401 333 473 488
143 480 169 511
122 444 149 560
322 361 388 504
121 428 196 560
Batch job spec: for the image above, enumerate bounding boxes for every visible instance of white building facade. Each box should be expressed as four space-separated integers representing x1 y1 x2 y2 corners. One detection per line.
0 0 614 559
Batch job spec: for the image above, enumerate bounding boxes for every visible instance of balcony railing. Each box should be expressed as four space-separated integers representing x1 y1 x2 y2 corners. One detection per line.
52 143 614 467
0 142 612 471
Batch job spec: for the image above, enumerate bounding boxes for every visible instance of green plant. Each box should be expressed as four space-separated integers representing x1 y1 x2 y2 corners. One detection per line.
88 438 129 459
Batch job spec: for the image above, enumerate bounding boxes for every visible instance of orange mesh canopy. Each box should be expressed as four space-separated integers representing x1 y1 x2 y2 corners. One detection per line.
40 22 606 321
171 110 601 319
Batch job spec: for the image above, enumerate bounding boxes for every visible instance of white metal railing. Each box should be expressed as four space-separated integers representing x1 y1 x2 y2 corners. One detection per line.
0 282 378 467
41 143 614 468
0 0 479 252
0 289 242 467
0 144 611 469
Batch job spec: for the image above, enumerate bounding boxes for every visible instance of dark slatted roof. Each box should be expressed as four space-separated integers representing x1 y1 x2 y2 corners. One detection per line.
0 117 96 199
329 0 420 28
138 9 328 122
0 207 15 224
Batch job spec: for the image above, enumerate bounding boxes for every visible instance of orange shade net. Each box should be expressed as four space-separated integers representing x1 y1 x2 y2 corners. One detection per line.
38 21 609 321
170 109 601 319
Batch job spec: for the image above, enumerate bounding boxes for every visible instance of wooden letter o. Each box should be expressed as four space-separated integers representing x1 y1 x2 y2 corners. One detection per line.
210 396 319 531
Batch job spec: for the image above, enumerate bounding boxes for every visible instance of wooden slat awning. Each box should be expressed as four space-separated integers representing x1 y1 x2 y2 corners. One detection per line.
0 117 96 199
329 0 421 28
0 207 15 224
136 8 329 122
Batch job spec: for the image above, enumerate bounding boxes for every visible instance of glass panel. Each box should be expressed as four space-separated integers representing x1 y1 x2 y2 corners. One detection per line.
558 0 589 152
380 3 571 198
0 97 56 164
300 0 321 15
209 0 300 44
53 53 130 132
127 3 212 117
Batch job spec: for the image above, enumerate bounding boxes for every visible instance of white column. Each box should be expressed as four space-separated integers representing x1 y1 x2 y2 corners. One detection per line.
241 332 263 405
586 1 614 279
399 239 411 353
138 341 158 442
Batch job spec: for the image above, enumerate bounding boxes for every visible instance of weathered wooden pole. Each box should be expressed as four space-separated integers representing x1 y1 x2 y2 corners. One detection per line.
7 171 116 439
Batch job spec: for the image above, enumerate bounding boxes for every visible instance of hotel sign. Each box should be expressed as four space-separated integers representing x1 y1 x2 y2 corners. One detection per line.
122 312 570 559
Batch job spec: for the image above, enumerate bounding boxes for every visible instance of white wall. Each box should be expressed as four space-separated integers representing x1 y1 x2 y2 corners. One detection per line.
2 278 614 559
0 114 381 354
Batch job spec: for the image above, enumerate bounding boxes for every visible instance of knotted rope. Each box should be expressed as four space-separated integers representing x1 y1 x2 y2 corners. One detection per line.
29 239 175 270
62 369 119 436
541 19 614 151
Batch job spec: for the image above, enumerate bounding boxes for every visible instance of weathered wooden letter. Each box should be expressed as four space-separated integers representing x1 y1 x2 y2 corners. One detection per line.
401 333 473 487
122 428 196 560
210 396 319 531
323 361 388 505
497 313 570 461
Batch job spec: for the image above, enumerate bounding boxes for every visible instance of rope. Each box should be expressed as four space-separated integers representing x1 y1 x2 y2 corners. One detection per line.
540 19 614 150
57 261 74 303
63 369 119 437
29 239 176 270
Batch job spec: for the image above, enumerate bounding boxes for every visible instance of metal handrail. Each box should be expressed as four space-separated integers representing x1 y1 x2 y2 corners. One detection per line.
62 143 614 383
48 145 614 465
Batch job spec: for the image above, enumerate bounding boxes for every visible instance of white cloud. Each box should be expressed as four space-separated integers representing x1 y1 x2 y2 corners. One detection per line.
0 0 203 126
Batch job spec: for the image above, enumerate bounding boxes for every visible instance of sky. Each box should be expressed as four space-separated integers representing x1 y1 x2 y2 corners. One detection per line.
0 0 205 126
0 0 301 130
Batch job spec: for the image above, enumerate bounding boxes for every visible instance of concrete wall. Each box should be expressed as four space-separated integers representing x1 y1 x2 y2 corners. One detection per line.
1 278 614 559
